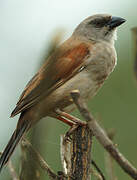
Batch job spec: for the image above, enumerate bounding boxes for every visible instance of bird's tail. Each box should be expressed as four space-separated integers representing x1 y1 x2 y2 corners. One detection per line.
0 115 30 172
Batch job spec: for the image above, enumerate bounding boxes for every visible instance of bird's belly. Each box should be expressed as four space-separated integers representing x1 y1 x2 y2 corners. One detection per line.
41 70 102 116
55 71 98 100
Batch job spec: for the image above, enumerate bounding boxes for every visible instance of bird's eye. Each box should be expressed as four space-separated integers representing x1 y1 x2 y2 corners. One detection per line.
89 18 110 28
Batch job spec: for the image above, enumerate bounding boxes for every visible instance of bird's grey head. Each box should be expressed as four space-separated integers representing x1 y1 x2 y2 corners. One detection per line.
73 14 126 44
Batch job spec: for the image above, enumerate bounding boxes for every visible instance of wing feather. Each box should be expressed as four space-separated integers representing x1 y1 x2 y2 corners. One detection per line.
11 41 90 117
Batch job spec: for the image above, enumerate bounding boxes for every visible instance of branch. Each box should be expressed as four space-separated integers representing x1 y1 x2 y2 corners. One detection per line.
60 126 93 180
20 138 62 180
71 90 137 180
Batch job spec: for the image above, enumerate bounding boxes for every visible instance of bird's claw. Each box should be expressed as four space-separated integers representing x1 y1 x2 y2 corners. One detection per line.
64 122 86 142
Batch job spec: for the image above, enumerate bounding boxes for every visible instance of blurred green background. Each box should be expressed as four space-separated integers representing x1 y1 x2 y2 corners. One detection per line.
0 0 137 179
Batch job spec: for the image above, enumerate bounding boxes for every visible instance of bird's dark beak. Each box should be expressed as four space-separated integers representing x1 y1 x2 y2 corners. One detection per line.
107 16 126 29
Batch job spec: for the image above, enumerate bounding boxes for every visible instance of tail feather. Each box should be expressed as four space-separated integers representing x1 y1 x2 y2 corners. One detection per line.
0 122 29 172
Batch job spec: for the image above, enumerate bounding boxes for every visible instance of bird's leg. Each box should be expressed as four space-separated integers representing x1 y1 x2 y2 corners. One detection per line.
55 109 87 126
55 109 87 141
56 116 75 126
56 115 77 141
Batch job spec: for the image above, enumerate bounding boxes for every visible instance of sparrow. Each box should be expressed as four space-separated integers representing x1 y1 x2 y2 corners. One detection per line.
0 14 126 172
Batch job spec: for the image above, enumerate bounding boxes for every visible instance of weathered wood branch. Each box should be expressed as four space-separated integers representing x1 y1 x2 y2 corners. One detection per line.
71 90 137 180
60 126 93 180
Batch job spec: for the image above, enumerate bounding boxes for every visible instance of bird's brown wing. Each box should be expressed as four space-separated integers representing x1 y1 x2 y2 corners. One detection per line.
11 41 91 117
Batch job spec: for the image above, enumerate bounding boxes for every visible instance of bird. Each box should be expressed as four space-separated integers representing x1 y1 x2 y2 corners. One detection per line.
0 14 126 172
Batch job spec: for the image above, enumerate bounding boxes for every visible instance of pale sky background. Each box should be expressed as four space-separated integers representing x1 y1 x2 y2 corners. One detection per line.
0 0 137 179
0 0 137 146
0 0 136 147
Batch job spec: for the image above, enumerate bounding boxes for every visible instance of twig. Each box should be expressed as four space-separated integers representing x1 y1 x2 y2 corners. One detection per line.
71 90 137 180
131 27 137 81
91 160 105 180
20 138 62 180
0 152 19 180
60 135 71 175
7 160 19 180
105 129 118 180
90 168 104 180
